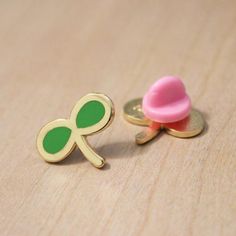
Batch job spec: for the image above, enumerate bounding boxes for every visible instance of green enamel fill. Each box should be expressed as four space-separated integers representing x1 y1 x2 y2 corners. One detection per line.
76 100 105 128
43 127 72 154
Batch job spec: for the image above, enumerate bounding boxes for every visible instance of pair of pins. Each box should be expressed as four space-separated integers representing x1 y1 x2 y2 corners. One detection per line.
37 76 205 168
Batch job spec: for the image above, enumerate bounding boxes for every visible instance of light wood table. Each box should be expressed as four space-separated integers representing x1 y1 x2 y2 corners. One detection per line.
0 1 236 235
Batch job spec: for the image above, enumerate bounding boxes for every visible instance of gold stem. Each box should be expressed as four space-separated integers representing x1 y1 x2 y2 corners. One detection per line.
75 135 105 168
135 127 161 145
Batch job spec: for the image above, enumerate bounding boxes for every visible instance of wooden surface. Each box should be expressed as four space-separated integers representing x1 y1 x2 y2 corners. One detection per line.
0 1 236 235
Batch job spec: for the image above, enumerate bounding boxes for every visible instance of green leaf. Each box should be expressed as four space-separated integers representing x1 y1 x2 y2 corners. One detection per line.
43 127 72 154
76 100 105 128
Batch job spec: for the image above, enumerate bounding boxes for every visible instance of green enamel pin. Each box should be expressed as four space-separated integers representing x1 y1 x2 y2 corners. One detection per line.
37 93 114 168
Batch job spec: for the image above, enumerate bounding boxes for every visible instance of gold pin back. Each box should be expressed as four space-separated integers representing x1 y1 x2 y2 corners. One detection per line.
123 98 205 144
123 98 150 126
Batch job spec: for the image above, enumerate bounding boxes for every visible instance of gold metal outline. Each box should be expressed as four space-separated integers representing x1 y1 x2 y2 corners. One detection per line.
37 119 76 163
70 93 114 136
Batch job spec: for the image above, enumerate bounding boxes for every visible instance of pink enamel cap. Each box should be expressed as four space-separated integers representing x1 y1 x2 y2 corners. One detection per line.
142 76 191 123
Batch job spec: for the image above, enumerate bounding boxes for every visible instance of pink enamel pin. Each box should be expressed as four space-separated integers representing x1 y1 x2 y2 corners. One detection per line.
123 76 205 144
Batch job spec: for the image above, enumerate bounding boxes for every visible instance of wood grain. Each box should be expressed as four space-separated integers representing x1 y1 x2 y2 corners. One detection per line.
0 0 236 235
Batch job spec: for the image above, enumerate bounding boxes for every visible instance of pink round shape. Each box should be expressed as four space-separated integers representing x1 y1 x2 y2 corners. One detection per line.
142 76 191 123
